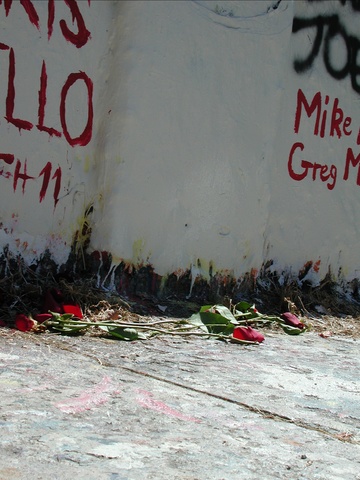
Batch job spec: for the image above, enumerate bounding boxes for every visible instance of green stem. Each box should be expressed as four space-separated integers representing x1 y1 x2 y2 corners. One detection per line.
45 318 190 329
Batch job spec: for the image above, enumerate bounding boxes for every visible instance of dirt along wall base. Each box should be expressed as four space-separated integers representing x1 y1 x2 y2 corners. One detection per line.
1 244 360 324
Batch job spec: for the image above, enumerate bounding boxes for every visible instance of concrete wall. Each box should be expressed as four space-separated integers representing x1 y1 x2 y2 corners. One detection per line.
1 1 359 295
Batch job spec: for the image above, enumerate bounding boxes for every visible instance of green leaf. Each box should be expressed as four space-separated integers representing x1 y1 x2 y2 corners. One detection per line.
233 301 261 319
234 301 253 312
280 324 307 335
51 325 88 335
189 305 236 335
188 312 209 332
99 326 147 341
204 305 237 323
234 301 263 320
199 312 233 332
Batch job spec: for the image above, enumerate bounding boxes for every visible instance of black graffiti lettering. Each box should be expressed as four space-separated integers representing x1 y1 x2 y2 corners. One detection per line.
293 14 360 93
307 0 360 12
292 16 325 74
323 15 351 80
349 36 360 93
352 0 360 11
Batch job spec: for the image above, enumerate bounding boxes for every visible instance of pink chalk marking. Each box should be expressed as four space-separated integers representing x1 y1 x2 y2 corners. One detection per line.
55 376 120 414
136 389 201 423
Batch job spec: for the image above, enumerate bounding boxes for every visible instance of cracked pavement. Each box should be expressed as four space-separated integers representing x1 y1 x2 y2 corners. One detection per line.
0 329 359 479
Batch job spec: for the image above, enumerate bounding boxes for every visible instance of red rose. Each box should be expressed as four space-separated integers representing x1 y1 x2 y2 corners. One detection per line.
281 312 304 329
233 326 265 343
0 319 7 327
33 313 53 323
15 314 37 332
43 289 64 314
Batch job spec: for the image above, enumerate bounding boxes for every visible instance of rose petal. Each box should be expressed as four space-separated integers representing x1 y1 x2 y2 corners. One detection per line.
233 326 265 343
15 314 37 332
63 304 83 318
281 312 304 329
319 331 332 338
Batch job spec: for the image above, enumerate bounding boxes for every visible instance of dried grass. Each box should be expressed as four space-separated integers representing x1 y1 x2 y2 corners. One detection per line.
305 314 360 338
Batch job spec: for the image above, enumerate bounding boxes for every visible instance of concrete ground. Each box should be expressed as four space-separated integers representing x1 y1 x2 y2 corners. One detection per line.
0 328 359 480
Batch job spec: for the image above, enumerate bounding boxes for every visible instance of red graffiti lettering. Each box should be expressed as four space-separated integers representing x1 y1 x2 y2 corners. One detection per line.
60 71 93 147
1 48 93 146
288 142 337 190
13 158 35 193
288 142 308 181
37 61 61 137
38 161 62 206
1 0 13 16
343 148 360 185
330 98 352 138
19 0 40 29
1 155 62 207
38 161 52 202
295 89 352 139
0 0 39 28
47 0 55 40
60 0 91 48
5 48 33 132
294 89 321 136
1 0 90 47
0 153 14 164
0 0 92 206
0 153 14 179
52 166 62 207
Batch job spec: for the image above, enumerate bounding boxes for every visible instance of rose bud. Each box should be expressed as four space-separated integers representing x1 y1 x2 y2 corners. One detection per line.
233 326 265 343
15 314 37 332
33 313 53 323
281 312 304 329
43 289 64 314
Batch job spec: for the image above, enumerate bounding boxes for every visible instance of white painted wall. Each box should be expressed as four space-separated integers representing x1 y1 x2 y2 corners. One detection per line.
0 0 114 265
1 1 359 287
